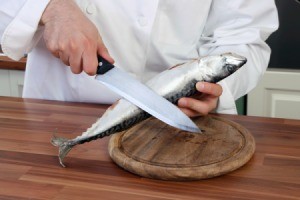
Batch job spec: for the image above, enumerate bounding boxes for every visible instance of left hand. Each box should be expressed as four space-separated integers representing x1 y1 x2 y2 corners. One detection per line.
177 82 223 117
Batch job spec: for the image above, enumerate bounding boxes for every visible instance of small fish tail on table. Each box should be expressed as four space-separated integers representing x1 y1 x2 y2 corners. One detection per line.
51 135 73 167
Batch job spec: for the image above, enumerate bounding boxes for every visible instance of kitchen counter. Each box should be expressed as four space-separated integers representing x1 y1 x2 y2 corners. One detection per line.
0 97 299 199
0 55 26 70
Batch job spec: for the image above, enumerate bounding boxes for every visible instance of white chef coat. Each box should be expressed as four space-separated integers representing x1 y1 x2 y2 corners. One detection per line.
0 0 279 114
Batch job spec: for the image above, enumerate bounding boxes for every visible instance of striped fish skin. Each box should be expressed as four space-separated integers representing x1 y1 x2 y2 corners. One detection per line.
52 52 247 167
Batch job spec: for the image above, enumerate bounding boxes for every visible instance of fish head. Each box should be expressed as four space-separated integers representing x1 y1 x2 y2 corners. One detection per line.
199 52 247 83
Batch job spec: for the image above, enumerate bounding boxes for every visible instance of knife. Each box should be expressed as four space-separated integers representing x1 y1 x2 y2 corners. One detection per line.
95 56 201 133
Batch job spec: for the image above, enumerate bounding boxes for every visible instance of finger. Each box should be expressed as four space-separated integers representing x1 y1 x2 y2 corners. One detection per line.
178 97 211 116
196 82 223 97
52 51 60 58
80 35 98 75
81 52 96 76
82 49 98 76
58 51 70 67
81 36 112 76
67 36 85 74
68 50 83 74
44 35 60 58
59 51 83 74
179 107 201 118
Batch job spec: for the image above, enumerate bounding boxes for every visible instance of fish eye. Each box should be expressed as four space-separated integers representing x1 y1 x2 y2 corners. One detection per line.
226 65 235 73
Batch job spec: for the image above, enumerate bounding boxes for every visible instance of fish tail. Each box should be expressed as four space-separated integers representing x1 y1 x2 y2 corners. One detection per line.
51 135 74 167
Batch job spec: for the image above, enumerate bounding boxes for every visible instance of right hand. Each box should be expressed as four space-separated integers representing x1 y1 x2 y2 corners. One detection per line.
41 0 114 75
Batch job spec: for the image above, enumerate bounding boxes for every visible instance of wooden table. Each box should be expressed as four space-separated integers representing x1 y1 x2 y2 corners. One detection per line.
0 55 26 70
0 97 299 200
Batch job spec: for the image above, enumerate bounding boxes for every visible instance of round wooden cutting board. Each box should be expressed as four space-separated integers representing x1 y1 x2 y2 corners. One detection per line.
108 115 255 181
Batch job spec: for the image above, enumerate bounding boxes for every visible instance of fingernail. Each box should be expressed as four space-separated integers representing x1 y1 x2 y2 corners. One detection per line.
178 98 187 107
196 82 205 91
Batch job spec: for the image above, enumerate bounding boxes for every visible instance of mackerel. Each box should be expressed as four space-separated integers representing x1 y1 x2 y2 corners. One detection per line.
52 52 247 167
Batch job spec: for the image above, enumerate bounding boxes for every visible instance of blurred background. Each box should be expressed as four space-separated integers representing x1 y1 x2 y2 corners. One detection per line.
238 0 300 119
267 0 300 69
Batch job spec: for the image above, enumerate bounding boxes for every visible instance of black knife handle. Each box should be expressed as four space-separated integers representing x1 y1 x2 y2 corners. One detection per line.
96 56 115 75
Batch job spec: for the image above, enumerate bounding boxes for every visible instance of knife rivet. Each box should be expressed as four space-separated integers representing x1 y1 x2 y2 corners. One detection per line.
99 62 103 67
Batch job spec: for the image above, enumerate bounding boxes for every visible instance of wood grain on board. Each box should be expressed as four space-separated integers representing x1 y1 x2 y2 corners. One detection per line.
109 116 255 180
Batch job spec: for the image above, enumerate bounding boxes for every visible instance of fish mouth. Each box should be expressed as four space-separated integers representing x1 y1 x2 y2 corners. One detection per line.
222 52 247 67
238 57 247 66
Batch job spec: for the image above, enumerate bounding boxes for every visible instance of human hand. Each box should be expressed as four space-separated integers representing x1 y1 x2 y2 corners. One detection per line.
177 82 223 117
41 0 114 75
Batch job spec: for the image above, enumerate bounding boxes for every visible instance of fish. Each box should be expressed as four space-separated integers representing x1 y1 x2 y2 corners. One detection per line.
51 52 247 167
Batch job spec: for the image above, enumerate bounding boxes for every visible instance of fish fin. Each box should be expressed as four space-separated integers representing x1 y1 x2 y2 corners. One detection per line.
51 135 73 168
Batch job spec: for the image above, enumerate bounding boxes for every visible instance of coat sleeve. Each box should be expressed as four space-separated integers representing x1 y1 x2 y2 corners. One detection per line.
198 0 279 114
0 0 49 60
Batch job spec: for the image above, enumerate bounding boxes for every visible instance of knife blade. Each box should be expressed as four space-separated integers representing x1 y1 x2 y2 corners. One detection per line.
95 56 201 133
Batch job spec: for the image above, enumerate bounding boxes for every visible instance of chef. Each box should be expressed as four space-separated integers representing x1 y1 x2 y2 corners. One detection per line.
0 0 278 116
